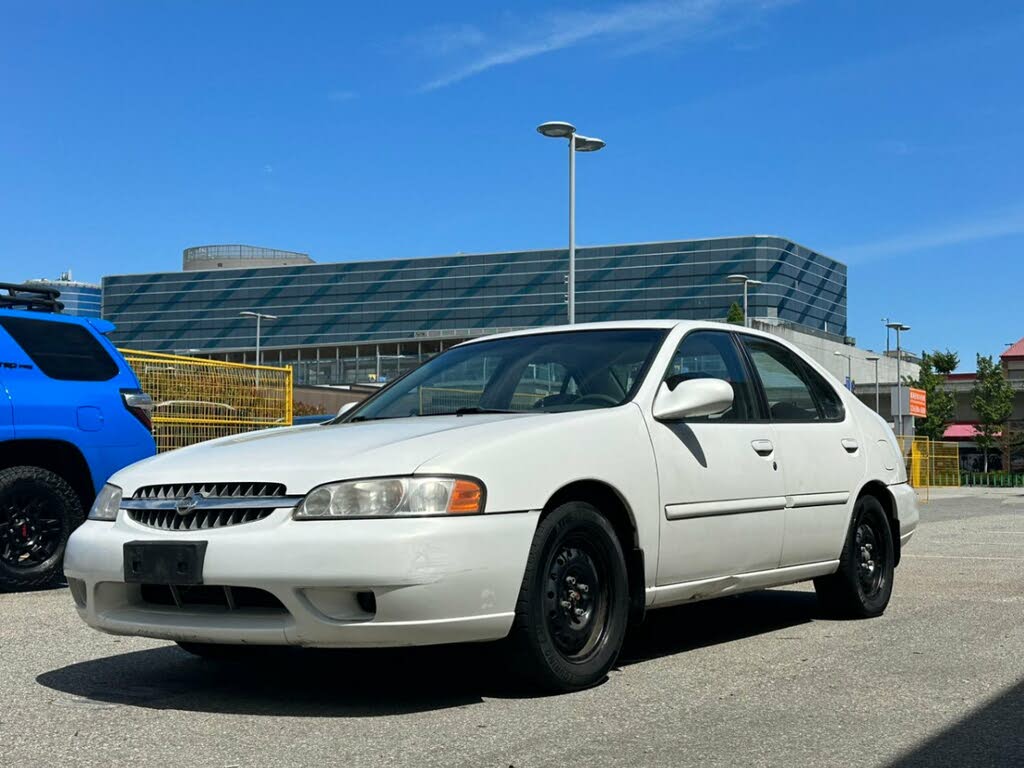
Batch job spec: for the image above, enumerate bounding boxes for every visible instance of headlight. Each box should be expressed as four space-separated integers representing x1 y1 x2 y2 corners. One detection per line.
294 476 484 519
88 484 122 521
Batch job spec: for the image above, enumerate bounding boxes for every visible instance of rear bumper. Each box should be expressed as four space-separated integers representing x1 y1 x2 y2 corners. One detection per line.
65 509 539 647
889 481 919 548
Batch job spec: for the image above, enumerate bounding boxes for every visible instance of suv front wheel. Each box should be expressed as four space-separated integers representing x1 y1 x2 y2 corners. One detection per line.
0 466 82 590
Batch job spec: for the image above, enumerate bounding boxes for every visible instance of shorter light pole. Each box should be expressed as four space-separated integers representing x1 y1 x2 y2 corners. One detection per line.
834 350 853 391
887 322 911 435
726 274 763 327
866 355 881 413
240 310 278 386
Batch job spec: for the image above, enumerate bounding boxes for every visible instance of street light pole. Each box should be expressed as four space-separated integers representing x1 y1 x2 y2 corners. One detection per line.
866 355 880 413
726 274 763 327
887 322 911 435
833 350 853 391
537 121 605 324
240 310 278 384
568 131 576 324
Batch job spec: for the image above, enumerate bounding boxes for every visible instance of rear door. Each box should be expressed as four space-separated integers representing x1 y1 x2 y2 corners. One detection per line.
0 314 120 446
738 335 865 566
647 330 785 586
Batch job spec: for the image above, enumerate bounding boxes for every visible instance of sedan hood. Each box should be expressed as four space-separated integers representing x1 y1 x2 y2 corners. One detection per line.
110 414 534 495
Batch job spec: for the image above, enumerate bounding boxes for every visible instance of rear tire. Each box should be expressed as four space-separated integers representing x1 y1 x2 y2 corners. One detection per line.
506 501 629 693
0 466 82 591
814 494 895 618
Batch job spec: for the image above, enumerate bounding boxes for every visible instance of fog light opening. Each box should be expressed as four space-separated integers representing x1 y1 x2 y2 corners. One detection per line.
356 591 377 616
68 577 87 608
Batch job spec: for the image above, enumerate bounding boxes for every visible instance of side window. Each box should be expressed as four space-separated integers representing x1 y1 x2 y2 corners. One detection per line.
0 316 118 382
804 365 845 420
741 337 826 422
665 331 758 421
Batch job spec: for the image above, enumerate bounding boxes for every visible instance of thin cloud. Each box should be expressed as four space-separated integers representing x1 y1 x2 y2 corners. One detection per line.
835 203 1024 262
327 89 358 102
418 0 795 91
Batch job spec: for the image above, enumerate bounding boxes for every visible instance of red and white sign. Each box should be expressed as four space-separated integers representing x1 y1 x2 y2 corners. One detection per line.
908 387 927 418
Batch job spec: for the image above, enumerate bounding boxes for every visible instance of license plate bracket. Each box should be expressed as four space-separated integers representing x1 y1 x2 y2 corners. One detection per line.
123 541 208 585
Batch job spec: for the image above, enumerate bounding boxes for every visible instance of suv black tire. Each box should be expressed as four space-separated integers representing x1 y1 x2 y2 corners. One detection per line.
0 465 82 591
507 501 630 692
814 494 895 618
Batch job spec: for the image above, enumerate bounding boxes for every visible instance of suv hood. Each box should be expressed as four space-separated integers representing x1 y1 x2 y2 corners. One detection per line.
110 413 535 495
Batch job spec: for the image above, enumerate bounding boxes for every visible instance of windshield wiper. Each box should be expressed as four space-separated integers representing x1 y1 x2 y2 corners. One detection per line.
415 407 519 417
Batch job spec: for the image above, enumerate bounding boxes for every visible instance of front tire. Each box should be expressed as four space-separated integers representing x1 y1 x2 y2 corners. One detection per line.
814 494 895 618
507 501 629 692
0 466 81 591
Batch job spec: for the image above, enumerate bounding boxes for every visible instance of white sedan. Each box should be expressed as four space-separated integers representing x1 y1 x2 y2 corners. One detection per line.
66 321 918 691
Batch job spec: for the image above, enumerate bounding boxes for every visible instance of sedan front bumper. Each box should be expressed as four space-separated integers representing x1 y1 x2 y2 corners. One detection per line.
64 509 540 647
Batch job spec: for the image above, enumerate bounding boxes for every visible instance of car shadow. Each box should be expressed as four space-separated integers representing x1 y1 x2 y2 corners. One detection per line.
886 678 1024 767
36 588 820 717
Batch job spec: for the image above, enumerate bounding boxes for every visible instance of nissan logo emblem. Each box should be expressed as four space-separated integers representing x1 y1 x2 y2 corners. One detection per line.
176 493 203 516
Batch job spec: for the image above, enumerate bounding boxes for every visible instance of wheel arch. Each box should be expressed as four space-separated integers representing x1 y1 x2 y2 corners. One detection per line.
0 439 95 512
856 480 901 567
542 479 647 624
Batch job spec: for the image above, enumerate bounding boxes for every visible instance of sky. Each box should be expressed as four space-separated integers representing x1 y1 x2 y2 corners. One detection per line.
1 0 1022 370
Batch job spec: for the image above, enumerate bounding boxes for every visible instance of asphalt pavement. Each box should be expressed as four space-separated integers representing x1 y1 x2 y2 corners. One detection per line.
1 489 1021 768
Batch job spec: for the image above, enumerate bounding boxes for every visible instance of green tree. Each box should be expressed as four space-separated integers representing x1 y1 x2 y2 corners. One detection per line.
909 349 959 441
972 354 1015 472
726 302 745 325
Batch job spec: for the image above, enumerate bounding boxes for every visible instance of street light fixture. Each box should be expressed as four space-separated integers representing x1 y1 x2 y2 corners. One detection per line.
537 121 606 324
833 350 853 391
886 322 911 436
239 310 278 367
865 355 881 414
726 274 763 327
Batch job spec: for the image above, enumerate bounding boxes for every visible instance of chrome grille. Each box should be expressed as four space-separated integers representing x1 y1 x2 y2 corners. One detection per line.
127 506 276 531
133 482 287 500
124 482 299 531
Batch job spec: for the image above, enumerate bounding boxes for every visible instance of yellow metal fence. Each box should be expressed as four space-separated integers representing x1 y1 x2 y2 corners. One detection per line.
120 349 293 452
897 436 960 499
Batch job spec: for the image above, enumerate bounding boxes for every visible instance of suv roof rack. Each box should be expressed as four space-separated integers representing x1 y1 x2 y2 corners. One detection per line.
0 282 65 313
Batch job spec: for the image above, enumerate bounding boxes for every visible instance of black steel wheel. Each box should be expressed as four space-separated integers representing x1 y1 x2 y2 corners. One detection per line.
0 466 82 591
507 501 629 692
814 494 895 618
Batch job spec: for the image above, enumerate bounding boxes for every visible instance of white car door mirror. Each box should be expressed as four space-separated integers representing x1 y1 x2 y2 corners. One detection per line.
336 402 357 418
652 377 734 421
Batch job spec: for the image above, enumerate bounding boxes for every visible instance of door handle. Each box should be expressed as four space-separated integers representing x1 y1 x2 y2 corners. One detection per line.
841 438 859 453
751 439 775 456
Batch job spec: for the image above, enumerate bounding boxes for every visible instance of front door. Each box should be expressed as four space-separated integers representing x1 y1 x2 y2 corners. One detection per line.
738 335 865 567
647 330 785 586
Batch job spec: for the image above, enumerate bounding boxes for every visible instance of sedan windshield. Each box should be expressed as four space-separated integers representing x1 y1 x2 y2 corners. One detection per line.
346 329 667 421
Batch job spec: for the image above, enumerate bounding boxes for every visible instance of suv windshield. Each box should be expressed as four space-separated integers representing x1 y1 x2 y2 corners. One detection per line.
346 328 667 422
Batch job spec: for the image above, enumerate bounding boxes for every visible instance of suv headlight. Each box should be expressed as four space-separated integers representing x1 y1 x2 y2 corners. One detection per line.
293 476 484 519
88 484 122 521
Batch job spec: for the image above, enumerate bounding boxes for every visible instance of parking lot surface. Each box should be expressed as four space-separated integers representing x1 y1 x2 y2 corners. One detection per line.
2 490 1021 768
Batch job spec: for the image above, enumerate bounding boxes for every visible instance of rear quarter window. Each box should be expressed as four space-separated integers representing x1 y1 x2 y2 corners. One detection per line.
0 316 119 381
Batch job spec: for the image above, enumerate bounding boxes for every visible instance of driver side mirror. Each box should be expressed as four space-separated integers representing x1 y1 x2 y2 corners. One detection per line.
653 378 734 421
336 402 357 418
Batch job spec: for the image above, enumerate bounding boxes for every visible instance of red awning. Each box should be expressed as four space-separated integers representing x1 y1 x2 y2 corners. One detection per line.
943 423 1000 440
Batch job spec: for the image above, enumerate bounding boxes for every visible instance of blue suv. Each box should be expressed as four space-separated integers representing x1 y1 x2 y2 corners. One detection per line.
0 283 156 590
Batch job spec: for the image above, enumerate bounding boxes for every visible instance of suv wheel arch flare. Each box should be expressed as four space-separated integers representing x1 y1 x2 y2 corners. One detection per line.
541 479 646 624
0 439 95 510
